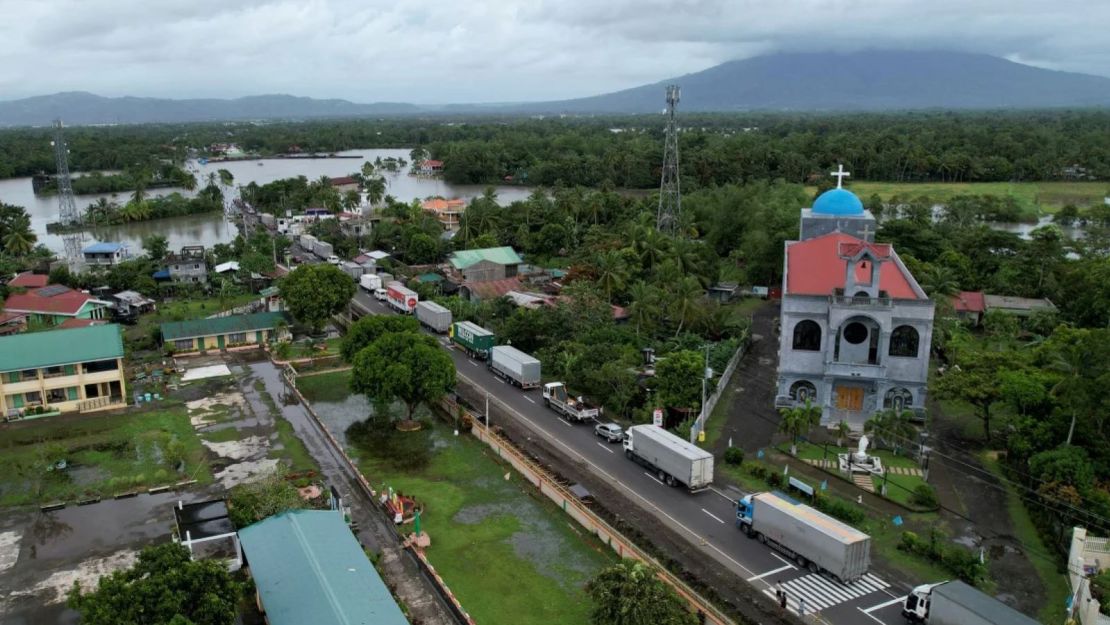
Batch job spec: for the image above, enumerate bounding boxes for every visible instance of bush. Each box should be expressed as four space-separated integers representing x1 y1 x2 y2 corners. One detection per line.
898 528 986 585
766 471 783 488
747 463 768 480
723 447 744 466
910 483 939 509
813 493 866 525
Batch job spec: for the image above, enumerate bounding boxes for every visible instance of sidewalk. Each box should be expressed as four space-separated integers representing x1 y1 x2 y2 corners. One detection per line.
711 300 782 454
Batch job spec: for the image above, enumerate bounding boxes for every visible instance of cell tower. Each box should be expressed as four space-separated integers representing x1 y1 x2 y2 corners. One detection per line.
51 119 84 264
656 84 681 234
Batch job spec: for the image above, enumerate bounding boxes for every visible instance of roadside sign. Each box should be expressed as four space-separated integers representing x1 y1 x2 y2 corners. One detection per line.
788 476 813 496
652 408 663 427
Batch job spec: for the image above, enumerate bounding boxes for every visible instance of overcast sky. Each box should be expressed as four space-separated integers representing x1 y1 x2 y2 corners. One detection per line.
1 0 1107 104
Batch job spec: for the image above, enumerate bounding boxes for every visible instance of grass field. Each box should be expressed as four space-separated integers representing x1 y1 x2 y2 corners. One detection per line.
789 441 927 508
296 370 353 403
345 419 615 625
805 180 1107 213
0 405 210 505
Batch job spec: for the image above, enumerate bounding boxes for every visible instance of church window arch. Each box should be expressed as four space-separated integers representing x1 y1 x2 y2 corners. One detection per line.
790 380 818 403
884 387 913 411
889 325 920 358
792 320 822 351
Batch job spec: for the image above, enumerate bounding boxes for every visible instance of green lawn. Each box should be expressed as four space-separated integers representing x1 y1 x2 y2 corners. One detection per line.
296 370 353 403
806 180 1107 213
0 405 211 505
789 442 927 508
346 419 614 625
979 452 1070 625
152 294 259 324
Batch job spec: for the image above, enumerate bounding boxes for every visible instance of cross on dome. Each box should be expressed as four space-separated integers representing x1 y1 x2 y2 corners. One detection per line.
830 164 850 189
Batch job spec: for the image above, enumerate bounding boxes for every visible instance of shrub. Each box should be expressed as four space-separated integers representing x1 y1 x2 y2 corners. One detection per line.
898 528 986 585
813 493 866 525
723 447 744 466
766 471 783 488
910 484 939 509
747 463 768 480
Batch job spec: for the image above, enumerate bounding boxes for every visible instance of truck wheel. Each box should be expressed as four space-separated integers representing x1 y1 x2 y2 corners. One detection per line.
807 561 819 574
543 398 550 407
796 555 807 568
744 526 756 539
625 450 633 460
658 470 667 483
665 474 676 487
757 532 767 545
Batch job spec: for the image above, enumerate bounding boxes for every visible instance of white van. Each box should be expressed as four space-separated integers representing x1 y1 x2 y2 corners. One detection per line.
327 255 340 265
373 288 388 301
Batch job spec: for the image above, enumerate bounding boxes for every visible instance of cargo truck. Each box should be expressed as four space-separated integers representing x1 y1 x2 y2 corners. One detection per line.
298 234 317 252
735 491 870 582
450 321 495 360
623 424 713 491
488 345 541 389
313 240 334 260
386 281 419 314
902 581 1040 625
359 273 382 293
416 301 452 333
542 382 599 422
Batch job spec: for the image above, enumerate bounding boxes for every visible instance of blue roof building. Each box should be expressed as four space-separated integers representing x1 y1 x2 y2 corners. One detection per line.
238 510 409 625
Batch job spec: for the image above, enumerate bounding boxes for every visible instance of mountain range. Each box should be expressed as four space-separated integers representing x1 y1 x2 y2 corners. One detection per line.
3 50 1110 126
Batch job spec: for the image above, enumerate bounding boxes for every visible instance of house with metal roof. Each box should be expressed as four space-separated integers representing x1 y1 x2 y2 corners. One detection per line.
82 242 130 266
161 311 289 355
238 510 409 625
448 246 523 283
2 284 112 326
0 324 127 418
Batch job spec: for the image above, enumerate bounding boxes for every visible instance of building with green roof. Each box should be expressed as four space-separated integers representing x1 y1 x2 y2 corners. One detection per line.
238 510 409 625
447 246 522 282
161 311 290 354
0 324 127 417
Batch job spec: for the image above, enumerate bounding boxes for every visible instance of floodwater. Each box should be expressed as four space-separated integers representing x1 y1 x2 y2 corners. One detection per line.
0 148 533 254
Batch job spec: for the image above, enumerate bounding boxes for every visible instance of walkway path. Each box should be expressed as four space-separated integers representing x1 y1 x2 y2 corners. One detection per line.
710 301 783 454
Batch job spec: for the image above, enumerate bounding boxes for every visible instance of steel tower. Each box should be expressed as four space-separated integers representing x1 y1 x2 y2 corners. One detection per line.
52 119 84 264
656 84 681 234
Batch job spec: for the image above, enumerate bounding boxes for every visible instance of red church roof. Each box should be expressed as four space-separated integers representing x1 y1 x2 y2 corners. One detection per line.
951 291 986 313
785 232 922 300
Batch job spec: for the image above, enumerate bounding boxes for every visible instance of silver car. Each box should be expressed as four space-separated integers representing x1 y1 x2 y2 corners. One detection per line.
594 422 624 443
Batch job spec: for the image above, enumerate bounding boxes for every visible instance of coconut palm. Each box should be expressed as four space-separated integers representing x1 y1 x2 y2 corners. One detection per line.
2 214 36 256
217 169 234 188
920 265 959 298
365 176 387 206
779 398 822 456
864 408 916 451
593 250 628 303
835 420 852 447
626 281 662 336
669 276 704 337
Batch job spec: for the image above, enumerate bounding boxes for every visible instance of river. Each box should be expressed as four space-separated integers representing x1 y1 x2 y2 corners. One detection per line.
0 149 533 254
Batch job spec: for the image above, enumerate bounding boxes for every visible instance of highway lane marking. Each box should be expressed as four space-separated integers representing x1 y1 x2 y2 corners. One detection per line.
770 552 796 568
709 485 740 503
596 442 615 454
455 370 757 578
861 596 906 613
857 606 892 625
468 361 479 367
558 418 573 427
701 508 726 524
525 397 536 404
747 564 795 582
644 472 667 486
495 378 505 383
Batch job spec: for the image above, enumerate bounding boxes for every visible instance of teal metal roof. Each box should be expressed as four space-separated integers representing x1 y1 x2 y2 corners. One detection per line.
0 324 123 373
160 311 288 341
416 272 444 283
238 510 409 625
449 246 523 270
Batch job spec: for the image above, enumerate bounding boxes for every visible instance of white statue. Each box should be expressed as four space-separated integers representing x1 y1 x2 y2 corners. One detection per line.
853 435 870 463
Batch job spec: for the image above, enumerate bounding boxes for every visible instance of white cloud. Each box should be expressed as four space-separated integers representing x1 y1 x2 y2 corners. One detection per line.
0 0 1106 103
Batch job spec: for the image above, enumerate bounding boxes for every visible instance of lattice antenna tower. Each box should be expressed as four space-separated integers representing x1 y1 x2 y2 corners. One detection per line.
52 119 84 264
656 84 681 234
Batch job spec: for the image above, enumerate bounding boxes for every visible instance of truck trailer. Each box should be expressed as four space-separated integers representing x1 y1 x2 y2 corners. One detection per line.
902 581 1040 625
542 382 599 422
313 240 334 260
735 492 871 582
450 321 495 360
359 273 382 293
623 424 713 491
385 281 419 314
415 301 452 333
488 345 541 389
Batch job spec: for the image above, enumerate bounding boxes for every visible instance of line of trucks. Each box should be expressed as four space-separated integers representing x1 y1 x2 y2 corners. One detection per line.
355 277 1034 624
297 234 338 264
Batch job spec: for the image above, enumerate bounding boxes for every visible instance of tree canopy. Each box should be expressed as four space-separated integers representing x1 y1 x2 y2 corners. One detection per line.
279 263 355 332
585 560 698 625
350 331 456 421
341 314 420 362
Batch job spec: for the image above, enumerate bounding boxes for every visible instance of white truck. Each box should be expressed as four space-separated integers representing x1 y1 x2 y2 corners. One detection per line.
385 281 419 314
542 382 599 422
488 345 541 389
902 581 1040 625
623 424 713 491
313 240 334 260
735 491 871 582
415 301 452 334
359 273 382 293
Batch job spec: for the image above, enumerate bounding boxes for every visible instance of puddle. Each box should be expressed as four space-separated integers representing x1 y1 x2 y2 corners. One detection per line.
212 458 281 489
201 436 268 462
0 531 20 574
3 549 138 607
311 396 374 448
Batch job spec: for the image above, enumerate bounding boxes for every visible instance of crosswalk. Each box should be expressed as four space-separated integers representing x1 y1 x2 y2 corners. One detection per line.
763 572 889 614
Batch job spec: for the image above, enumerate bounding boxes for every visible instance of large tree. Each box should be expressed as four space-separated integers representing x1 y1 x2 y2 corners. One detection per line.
68 543 240 625
779 398 822 455
934 349 1012 443
654 349 704 415
279 263 355 333
341 314 420 362
585 560 697 625
350 331 455 422
142 234 169 261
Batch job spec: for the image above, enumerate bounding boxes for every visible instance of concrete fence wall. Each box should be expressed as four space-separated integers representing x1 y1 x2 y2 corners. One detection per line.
691 338 749 443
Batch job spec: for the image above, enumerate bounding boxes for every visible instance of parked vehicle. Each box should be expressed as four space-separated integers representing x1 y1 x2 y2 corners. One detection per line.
385 281 419 314
359 273 383 293
594 422 624 443
415 301 452 333
735 492 870 582
373 288 387 301
902 581 1040 625
542 382 599 422
299 234 318 252
340 260 364 278
623 424 713 491
488 345 541 389
326 254 340 265
449 321 495 360
312 240 334 260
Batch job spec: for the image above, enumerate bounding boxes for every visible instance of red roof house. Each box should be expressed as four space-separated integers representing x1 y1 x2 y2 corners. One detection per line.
784 232 924 300
8 272 48 289
3 285 111 323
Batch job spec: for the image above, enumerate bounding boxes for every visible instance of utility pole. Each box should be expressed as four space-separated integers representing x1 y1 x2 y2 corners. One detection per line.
656 85 681 235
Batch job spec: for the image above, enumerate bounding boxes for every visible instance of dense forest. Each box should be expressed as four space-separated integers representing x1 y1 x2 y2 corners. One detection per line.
2 111 1110 186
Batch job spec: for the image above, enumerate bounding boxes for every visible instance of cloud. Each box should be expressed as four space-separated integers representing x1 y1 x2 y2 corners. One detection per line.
0 0 1107 103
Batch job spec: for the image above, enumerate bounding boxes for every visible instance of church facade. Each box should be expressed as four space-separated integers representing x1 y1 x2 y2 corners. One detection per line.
775 171 934 428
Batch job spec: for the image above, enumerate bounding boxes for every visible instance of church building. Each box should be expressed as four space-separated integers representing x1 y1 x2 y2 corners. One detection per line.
775 167 934 428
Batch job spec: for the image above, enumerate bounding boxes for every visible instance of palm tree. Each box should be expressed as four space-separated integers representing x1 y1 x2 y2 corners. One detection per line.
131 179 147 206
920 265 958 298
779 398 822 455
626 281 662 336
864 409 916 451
2 214 36 256
365 176 386 206
593 250 628 303
632 224 668 270
217 169 234 188
835 420 852 447
669 276 704 337
361 161 376 179
1048 341 1095 442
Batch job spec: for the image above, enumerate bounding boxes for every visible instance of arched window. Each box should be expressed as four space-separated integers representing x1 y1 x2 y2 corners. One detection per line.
792 320 822 351
889 325 920 357
884 387 913 411
789 380 818 402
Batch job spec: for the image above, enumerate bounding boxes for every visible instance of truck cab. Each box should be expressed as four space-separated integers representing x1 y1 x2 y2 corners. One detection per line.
902 584 934 622
735 495 754 532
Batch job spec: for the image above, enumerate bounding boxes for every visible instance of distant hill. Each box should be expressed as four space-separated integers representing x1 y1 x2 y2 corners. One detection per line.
0 92 419 126
519 50 1110 113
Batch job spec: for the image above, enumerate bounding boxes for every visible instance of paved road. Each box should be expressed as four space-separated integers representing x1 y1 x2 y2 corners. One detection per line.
350 290 911 625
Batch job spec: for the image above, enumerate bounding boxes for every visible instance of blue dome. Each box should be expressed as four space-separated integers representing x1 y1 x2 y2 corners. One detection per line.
812 188 864 216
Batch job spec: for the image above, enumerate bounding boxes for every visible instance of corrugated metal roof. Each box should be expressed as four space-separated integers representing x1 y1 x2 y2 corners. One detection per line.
238 510 409 625
0 324 123 373
160 312 288 341
83 242 125 254
449 246 523 269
